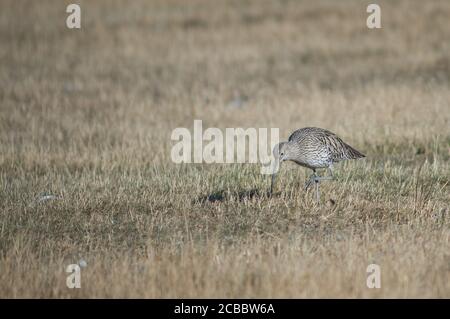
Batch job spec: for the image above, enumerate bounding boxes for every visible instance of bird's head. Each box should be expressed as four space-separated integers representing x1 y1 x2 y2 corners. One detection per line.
273 141 290 162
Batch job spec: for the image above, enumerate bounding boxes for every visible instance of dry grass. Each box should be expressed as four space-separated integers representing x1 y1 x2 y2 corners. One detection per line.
0 0 449 298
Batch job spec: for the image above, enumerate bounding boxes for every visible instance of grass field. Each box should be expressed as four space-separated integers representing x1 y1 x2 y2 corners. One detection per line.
0 0 449 298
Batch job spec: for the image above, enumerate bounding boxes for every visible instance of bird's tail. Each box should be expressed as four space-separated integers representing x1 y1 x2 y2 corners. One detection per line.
344 143 365 159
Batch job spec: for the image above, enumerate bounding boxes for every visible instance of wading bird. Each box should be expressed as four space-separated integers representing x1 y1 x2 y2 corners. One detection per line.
270 127 365 203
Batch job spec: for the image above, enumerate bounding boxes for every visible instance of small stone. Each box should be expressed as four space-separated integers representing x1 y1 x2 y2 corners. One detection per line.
78 259 87 268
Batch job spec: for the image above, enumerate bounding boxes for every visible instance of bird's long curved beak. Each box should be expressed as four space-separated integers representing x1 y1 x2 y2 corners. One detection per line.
270 173 277 195
269 157 281 196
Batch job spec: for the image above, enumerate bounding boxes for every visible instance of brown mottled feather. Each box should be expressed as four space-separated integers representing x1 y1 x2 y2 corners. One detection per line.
281 127 365 169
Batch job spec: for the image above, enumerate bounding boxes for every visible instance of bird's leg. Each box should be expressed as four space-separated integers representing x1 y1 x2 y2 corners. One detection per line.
304 170 321 203
315 175 333 182
310 165 334 183
315 179 320 204
304 169 331 204
312 165 337 203
328 164 334 179
304 169 318 190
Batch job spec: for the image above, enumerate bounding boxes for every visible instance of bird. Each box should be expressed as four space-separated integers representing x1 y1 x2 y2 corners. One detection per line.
270 127 365 203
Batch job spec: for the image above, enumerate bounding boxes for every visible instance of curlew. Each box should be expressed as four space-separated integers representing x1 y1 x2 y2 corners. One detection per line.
270 127 365 203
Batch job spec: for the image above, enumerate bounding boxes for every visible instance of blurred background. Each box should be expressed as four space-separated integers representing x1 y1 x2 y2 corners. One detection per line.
0 0 449 298
2 0 449 155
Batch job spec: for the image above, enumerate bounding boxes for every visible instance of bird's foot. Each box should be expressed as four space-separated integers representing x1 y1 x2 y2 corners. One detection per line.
318 176 333 181
304 175 333 190
304 175 319 190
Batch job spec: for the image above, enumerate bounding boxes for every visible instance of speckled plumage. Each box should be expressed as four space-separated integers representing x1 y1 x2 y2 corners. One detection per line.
271 127 365 202
280 127 365 169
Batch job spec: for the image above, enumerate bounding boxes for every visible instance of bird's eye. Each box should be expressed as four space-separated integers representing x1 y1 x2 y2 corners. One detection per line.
280 152 284 156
